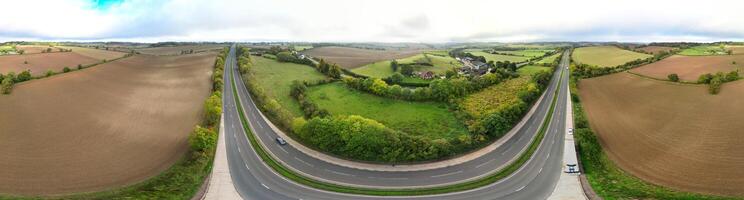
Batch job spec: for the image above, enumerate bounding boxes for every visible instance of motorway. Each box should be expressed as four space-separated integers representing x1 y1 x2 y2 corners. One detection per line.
221 45 573 199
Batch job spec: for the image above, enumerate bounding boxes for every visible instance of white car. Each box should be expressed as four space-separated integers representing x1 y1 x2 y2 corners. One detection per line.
568 128 574 134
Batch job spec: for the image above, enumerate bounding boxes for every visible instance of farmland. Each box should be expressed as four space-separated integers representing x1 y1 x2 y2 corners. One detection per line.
0 48 127 76
305 82 468 139
494 49 552 58
466 50 530 63
636 46 677 54
534 53 560 64
303 46 422 69
630 55 744 81
15 45 60 54
725 45 744 54
248 56 328 117
572 46 652 67
136 44 226 55
678 45 728 56
352 52 460 78
460 77 534 120
578 72 744 196
293 45 313 51
517 65 551 76
0 53 216 195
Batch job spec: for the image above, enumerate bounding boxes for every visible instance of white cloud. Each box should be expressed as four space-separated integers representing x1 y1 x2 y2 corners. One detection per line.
1 0 744 42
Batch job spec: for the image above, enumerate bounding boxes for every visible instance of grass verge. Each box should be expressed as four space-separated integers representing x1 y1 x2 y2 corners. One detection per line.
230 64 562 195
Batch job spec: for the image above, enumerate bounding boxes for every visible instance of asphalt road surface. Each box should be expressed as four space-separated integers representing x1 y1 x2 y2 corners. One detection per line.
222 45 572 199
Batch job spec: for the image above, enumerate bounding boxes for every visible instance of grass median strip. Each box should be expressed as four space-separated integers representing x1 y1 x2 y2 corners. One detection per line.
230 65 563 196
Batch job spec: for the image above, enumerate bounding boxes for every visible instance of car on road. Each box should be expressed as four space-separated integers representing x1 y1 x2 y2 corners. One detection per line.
276 137 287 145
568 128 573 135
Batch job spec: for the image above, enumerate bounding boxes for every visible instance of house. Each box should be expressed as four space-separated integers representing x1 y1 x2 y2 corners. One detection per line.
419 71 435 79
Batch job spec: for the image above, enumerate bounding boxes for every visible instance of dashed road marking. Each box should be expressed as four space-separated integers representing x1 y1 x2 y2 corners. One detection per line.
294 157 314 167
261 183 270 189
516 185 526 192
431 170 463 178
475 159 494 169
325 169 354 177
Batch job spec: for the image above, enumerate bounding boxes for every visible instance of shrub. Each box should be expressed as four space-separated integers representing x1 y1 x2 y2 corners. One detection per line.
388 72 404 84
697 73 713 84
188 125 217 152
78 64 83 69
15 70 32 82
709 76 722 94
1 77 13 94
204 92 222 126
45 70 54 77
63 67 71 73
667 73 679 82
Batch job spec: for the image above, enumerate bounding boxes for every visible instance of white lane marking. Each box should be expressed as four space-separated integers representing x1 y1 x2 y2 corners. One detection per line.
538 167 543 174
431 170 463 178
261 183 270 189
294 157 314 167
258 122 264 129
546 154 550 159
516 185 526 192
325 169 354 177
376 177 409 180
237 146 241 152
279 147 289 154
475 159 494 169
245 163 250 170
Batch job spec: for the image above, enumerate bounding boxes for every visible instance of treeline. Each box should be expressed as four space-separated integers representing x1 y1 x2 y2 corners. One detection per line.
697 70 740 94
240 47 297 131
290 79 333 119
572 50 675 78
187 46 228 153
343 69 516 102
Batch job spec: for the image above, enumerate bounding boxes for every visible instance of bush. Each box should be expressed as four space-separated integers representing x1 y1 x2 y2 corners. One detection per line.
1 77 13 94
388 72 404 84
63 67 71 73
697 73 713 84
204 92 222 126
77 64 83 69
188 125 217 152
45 70 54 77
15 70 32 82
667 73 679 82
709 77 722 94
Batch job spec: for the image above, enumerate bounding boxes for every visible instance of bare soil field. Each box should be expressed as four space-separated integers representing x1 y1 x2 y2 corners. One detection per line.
630 55 744 81
0 48 126 76
636 46 677 54
303 46 423 69
725 45 744 55
136 45 226 55
578 72 744 196
64 46 127 60
0 53 216 195
15 45 59 54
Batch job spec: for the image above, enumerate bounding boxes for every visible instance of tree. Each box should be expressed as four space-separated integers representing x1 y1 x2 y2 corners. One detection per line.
709 76 722 94
188 125 216 152
389 72 404 84
63 67 71 73
667 73 679 82
77 64 83 70
328 64 342 79
276 51 295 62
445 68 457 78
290 80 307 98
698 73 713 84
401 65 414 76
45 70 54 77
204 92 222 126
390 60 399 72
15 70 32 82
725 70 739 82
1 76 13 94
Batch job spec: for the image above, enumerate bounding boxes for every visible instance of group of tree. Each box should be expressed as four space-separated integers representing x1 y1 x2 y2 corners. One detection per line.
0 70 33 94
290 80 331 119
188 47 229 154
697 70 740 94
315 59 342 79
494 61 518 72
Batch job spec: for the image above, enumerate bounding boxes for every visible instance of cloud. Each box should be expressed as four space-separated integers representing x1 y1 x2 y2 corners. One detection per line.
1 0 744 42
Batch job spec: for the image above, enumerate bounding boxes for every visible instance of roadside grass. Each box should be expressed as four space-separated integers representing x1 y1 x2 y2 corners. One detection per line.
351 53 460 78
306 82 466 139
231 64 562 196
535 53 561 64
569 76 741 200
466 50 530 63
679 45 728 56
250 56 328 117
572 46 652 67
518 65 551 76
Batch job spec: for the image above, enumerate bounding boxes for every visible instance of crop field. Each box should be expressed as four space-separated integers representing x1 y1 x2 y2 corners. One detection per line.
517 65 551 76
303 46 422 69
460 77 533 120
572 46 652 67
249 56 328 117
578 72 744 196
534 53 560 64
678 45 728 56
0 48 126 76
725 45 744 54
15 45 59 54
136 45 226 55
306 82 468 139
294 45 313 51
636 46 677 54
352 53 459 78
466 50 530 63
494 49 552 58
630 55 744 81
0 53 216 195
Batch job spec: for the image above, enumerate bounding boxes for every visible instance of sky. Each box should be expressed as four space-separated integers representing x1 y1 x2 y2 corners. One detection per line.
2 0 744 43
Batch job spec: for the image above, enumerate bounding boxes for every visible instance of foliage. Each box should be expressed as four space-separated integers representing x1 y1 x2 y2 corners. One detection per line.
668 73 680 82
63 67 71 73
697 70 739 94
188 125 217 152
1 76 13 94
15 70 32 82
204 92 222 126
388 72 404 84
572 49 675 79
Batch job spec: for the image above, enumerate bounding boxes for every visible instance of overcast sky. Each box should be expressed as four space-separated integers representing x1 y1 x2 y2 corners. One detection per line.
2 0 744 43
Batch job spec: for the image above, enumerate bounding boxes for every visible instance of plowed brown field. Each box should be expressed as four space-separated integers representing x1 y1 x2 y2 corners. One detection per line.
630 55 744 81
303 46 422 69
0 48 126 76
578 72 744 196
137 45 226 55
726 45 744 55
0 53 216 195
15 45 58 54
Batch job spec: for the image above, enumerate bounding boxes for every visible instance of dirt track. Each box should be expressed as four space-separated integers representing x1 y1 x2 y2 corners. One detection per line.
303 46 422 69
0 53 215 195
630 55 744 81
578 72 744 196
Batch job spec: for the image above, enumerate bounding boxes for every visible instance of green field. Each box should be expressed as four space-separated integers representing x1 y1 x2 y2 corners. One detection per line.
517 65 551 76
401 76 432 84
251 56 328 117
572 46 652 67
678 45 728 56
294 45 314 51
494 50 552 58
352 53 460 78
0 45 14 51
535 53 560 64
460 77 534 119
306 82 468 139
466 50 530 63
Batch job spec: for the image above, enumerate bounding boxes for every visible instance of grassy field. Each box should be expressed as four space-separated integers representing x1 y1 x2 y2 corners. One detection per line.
352 53 459 78
517 65 551 76
306 82 468 139
572 46 652 67
250 56 328 117
0 45 14 51
460 77 534 119
578 72 744 196
535 53 560 64
294 45 313 51
466 50 530 63
679 45 728 56
494 49 551 58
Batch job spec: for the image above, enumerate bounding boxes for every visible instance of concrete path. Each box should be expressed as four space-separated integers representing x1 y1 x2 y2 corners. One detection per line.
203 114 242 200
547 78 587 200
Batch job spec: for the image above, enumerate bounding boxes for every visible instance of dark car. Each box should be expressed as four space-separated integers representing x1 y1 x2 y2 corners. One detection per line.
276 137 287 145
